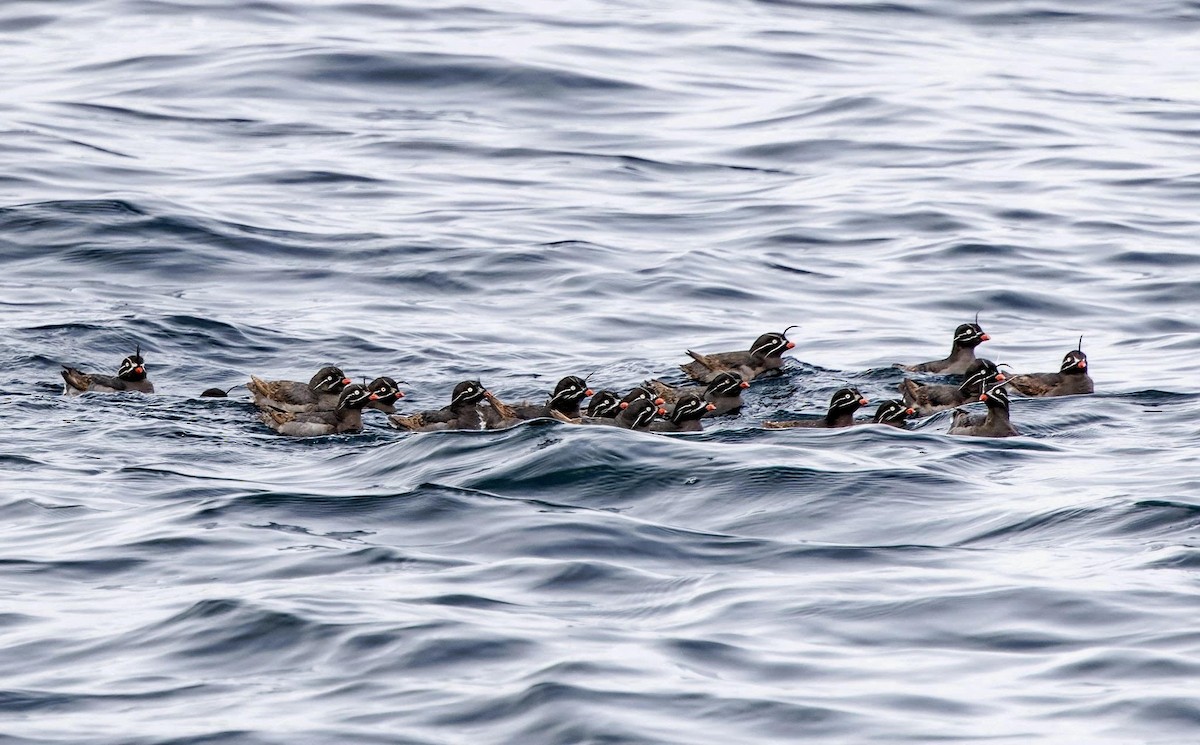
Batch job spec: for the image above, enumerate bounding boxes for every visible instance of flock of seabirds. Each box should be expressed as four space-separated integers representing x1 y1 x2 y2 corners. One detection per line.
58 319 1093 439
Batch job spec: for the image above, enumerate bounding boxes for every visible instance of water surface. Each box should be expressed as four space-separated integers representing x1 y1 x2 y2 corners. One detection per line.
2 1 1199 743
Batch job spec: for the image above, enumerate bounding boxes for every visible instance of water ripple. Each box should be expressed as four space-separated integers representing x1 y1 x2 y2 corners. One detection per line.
2 0 1199 742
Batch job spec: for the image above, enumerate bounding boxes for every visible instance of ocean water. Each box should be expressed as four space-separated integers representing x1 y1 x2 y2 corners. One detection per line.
2 1 1200 743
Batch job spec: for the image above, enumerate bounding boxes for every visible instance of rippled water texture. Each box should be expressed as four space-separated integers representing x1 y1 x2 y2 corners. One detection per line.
2 1 1199 743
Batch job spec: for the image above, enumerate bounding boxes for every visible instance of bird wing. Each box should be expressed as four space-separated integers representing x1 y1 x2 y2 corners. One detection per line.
646 379 679 404
60 367 93 392
1008 374 1055 397
248 376 315 407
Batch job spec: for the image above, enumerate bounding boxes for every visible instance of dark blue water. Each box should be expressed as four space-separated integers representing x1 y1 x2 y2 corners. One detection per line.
3 1 1200 742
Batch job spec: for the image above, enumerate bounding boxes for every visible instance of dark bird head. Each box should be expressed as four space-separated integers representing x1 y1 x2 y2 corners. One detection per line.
620 398 660 429
586 390 621 418
200 383 243 398
669 393 716 424
620 386 665 409
872 399 915 425
959 358 1004 394
450 380 488 407
336 383 378 411
952 320 989 349
979 383 1011 411
117 344 148 381
311 366 351 394
368 376 405 405
706 371 750 397
748 328 796 361
828 387 869 416
549 375 592 405
1060 338 1088 374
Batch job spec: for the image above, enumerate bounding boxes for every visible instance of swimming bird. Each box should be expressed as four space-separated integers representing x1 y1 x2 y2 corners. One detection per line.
388 380 492 432
898 316 990 375
763 387 869 429
574 389 622 425
619 385 666 409
899 358 1005 416
646 371 750 417
365 376 406 414
859 400 916 428
679 328 796 383
649 393 715 433
613 398 664 431
604 386 672 415
61 345 154 395
485 375 594 426
248 365 351 413
1008 339 1093 397
259 384 377 437
948 384 1018 438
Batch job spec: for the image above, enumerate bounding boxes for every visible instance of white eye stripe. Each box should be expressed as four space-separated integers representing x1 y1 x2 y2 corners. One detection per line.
711 377 741 394
962 369 990 386
1060 354 1084 371
751 338 786 357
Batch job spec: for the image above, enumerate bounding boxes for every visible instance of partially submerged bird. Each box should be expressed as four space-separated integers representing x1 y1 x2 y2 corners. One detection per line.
898 316 990 375
620 385 666 409
649 393 715 433
763 387 869 429
612 398 663 431
61 345 154 395
485 375 594 426
860 400 916 428
570 387 662 426
647 371 750 417
948 384 1018 438
259 383 378 437
1008 339 1093 397
575 390 622 425
365 376 406 414
248 366 351 413
388 380 493 432
899 358 1005 417
680 328 796 383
